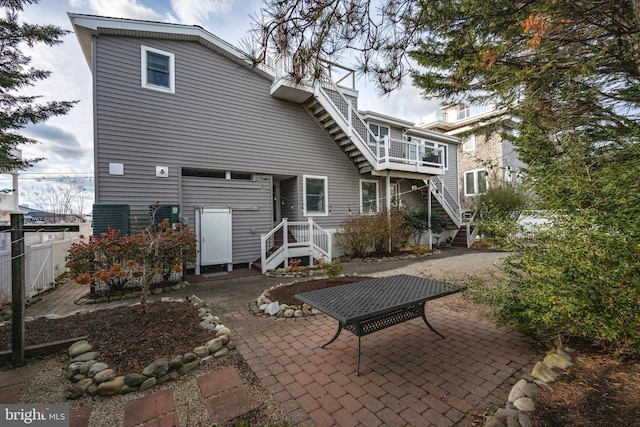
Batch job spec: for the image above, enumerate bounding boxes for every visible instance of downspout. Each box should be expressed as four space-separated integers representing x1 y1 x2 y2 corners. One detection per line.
427 179 433 250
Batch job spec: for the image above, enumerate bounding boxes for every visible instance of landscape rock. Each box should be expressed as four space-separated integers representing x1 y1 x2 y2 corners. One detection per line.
157 371 179 384
193 346 209 358
523 382 539 398
68 340 92 357
142 358 169 378
544 353 573 369
531 361 558 383
168 356 183 369
178 360 199 375
139 377 157 391
97 376 125 396
514 397 536 412
88 362 109 378
206 338 223 354
265 301 280 316
70 351 99 363
183 352 198 363
508 379 527 403
119 384 139 394
213 348 229 358
93 369 116 384
124 373 148 387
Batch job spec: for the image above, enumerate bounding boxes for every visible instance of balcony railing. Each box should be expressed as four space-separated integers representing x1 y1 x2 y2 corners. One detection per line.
372 137 445 174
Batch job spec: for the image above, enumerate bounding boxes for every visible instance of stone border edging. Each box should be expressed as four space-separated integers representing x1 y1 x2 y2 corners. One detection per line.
481 337 575 427
64 296 234 399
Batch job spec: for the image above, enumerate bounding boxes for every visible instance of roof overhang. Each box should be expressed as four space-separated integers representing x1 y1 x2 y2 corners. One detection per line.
67 13 273 80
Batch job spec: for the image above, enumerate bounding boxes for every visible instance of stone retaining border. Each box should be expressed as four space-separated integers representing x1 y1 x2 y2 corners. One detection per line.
482 337 575 427
63 296 234 399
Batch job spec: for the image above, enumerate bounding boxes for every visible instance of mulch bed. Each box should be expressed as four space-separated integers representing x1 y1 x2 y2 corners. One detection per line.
0 302 216 374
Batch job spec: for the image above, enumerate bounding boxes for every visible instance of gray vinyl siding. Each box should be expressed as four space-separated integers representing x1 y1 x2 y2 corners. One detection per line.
93 35 365 232
181 176 272 264
442 143 459 204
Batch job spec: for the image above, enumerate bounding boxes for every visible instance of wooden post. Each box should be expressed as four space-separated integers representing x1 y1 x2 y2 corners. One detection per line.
10 213 25 366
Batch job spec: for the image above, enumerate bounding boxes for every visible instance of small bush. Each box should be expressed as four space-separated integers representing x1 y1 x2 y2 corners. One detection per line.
66 220 197 297
403 209 447 245
335 210 411 258
319 258 342 279
475 184 528 245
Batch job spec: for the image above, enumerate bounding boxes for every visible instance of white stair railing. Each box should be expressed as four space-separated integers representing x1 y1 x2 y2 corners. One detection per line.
429 176 462 228
260 218 332 273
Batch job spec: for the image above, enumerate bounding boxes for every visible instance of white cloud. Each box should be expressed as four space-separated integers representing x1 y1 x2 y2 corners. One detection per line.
169 0 236 26
76 0 175 21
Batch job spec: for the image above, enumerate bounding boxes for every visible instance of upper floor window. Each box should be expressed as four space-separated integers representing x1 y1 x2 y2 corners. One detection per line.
368 123 389 145
423 141 448 169
303 175 328 216
141 45 175 93
360 179 379 213
464 169 487 196
462 134 476 151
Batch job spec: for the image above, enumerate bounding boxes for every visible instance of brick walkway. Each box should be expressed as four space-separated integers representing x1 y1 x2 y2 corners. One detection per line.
8 249 540 426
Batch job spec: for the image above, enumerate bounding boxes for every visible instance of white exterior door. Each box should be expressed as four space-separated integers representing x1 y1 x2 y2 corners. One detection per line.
197 208 232 267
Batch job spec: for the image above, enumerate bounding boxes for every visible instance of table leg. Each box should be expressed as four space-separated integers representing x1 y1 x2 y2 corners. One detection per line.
356 336 361 376
321 322 344 348
421 305 445 339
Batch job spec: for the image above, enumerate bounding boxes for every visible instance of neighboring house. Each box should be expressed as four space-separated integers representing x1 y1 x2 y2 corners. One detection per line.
69 14 463 274
420 103 522 211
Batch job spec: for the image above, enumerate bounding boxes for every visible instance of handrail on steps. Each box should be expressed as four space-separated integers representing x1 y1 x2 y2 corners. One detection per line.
260 218 332 274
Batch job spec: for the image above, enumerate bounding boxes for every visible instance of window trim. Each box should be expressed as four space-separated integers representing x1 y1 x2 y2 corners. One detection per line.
464 168 488 196
359 179 379 213
303 175 328 216
141 45 175 93
368 122 390 145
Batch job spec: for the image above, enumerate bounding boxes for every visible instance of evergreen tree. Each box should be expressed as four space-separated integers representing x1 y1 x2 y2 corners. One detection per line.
0 0 76 172
255 1 640 352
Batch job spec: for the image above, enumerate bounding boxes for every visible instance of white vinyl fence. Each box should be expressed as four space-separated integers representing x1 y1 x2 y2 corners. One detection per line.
0 226 86 303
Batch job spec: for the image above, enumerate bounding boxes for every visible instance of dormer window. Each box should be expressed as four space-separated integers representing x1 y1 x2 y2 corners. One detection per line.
141 45 175 93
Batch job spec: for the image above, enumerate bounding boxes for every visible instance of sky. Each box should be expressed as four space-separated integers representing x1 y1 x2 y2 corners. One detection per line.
2 0 443 211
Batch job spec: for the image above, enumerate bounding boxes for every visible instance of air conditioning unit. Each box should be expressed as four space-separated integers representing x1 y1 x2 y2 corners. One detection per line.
92 204 130 236
149 204 180 229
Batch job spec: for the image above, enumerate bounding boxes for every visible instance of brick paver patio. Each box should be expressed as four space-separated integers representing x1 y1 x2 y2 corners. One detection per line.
6 249 540 426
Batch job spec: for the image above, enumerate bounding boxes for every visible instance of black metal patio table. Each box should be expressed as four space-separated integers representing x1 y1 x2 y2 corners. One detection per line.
295 274 465 375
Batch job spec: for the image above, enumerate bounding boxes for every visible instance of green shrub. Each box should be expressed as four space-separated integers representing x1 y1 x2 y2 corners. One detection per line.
403 209 447 245
335 210 410 257
319 258 342 279
475 215 640 355
475 184 528 245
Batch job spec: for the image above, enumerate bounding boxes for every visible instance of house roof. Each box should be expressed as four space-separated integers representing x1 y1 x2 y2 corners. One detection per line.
420 108 517 136
360 110 459 145
68 13 274 80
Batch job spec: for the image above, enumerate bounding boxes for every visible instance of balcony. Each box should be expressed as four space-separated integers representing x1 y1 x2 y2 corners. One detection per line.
372 137 445 176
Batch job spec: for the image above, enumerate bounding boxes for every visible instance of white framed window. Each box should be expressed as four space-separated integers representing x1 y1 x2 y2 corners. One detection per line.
462 134 476 151
360 179 379 213
423 142 449 169
464 169 488 196
303 175 328 216
368 123 389 145
141 45 175 93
